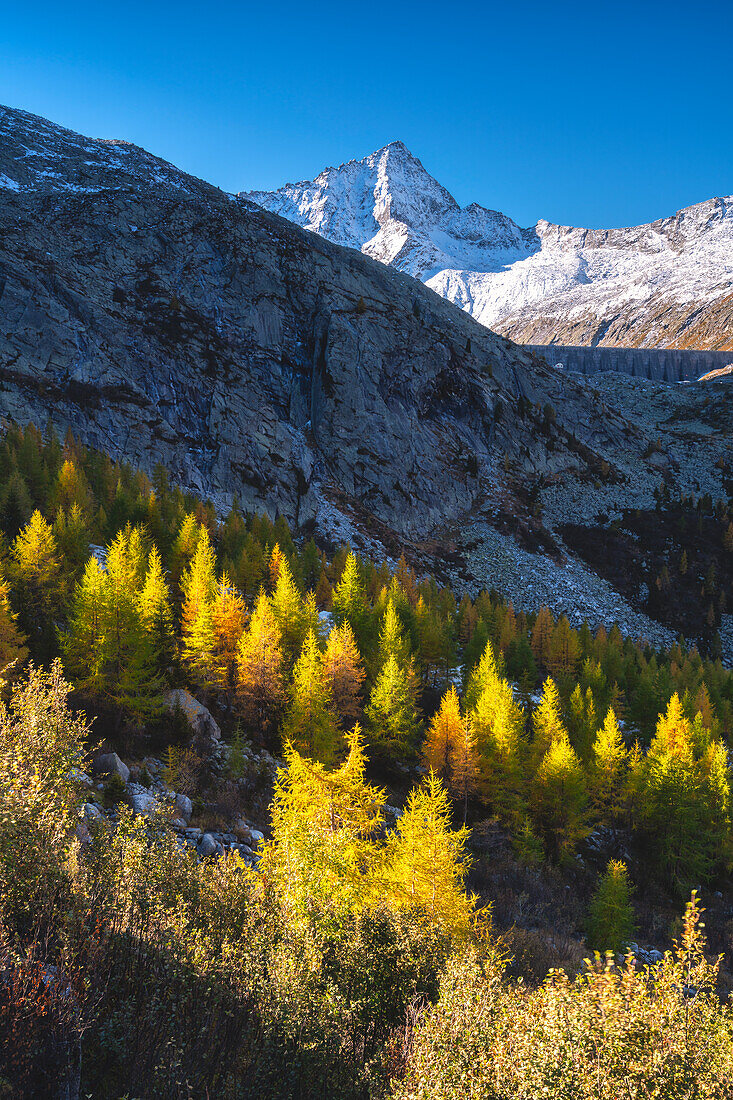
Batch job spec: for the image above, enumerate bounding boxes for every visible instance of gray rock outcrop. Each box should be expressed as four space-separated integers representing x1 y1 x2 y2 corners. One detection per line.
165 689 221 743
0 104 637 542
92 753 130 784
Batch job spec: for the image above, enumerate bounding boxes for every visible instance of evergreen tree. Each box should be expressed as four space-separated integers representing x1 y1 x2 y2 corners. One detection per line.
0 471 33 539
531 733 588 861
283 630 341 764
52 503 90 582
259 726 384 926
586 860 636 954
530 677 568 768
321 622 365 727
531 604 554 669
0 568 28 683
547 615 580 685
383 771 475 936
236 592 285 743
364 654 420 763
139 546 175 677
567 683 599 760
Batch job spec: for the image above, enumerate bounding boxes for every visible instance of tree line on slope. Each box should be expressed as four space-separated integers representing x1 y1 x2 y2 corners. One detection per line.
0 420 732 895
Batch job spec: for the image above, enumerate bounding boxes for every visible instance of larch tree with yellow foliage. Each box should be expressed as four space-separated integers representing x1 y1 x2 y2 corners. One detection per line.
463 638 503 712
321 622 365 727
99 529 162 721
236 592 285 743
530 733 588 861
180 526 217 688
331 551 370 652
259 725 384 927
422 685 463 783
530 677 568 769
282 630 341 764
364 654 420 764
61 556 107 693
211 573 246 700
12 511 62 659
0 568 28 684
270 557 306 668
423 686 480 820
383 771 475 937
139 546 175 677
640 693 731 893
471 666 526 823
589 708 628 823
49 457 91 515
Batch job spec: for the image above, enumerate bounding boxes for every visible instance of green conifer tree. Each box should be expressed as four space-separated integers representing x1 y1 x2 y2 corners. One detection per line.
364 653 420 763
283 630 341 764
586 860 636 954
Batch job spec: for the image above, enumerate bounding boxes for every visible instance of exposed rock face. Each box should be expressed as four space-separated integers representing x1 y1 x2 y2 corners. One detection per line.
165 690 221 743
0 105 635 541
245 142 733 353
92 752 130 784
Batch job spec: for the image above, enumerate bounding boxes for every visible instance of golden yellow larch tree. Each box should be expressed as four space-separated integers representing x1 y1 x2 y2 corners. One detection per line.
321 622 365 727
211 573 247 698
236 591 285 742
258 725 384 926
382 771 475 937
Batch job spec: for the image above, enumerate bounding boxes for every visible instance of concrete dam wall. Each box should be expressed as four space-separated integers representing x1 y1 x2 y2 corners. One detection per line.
526 345 733 383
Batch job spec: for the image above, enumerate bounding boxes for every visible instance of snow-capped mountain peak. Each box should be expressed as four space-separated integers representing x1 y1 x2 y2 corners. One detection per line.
243 145 733 351
243 142 535 282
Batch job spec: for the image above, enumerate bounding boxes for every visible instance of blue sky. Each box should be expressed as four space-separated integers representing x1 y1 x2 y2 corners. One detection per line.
2 0 728 228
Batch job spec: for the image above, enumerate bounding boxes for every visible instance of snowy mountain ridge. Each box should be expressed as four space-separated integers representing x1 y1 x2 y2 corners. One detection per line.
243 144 733 350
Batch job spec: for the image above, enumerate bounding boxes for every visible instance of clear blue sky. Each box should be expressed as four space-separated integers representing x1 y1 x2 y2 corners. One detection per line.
2 0 728 229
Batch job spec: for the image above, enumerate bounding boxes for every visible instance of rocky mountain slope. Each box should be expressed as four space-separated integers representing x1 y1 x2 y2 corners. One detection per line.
0 104 630 543
1 104 731 652
244 143 733 351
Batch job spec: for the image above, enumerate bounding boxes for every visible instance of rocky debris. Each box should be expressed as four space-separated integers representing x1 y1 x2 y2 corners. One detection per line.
165 689 221 743
92 753 130 784
175 792 193 822
457 520 679 650
126 784 158 817
198 833 220 858
614 943 665 968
